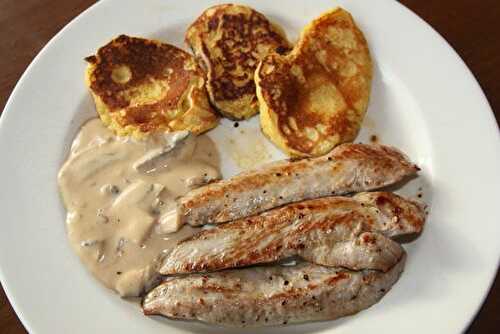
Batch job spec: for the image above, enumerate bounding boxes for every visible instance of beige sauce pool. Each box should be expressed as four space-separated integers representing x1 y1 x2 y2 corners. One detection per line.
58 119 220 297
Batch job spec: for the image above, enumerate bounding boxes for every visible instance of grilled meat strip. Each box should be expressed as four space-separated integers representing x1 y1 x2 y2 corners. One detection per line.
179 143 419 226
159 192 424 275
144 254 406 327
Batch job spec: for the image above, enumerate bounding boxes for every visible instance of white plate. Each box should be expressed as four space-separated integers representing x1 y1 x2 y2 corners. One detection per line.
1 0 499 333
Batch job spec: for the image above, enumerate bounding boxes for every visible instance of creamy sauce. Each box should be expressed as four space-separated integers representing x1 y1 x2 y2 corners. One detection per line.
58 119 220 297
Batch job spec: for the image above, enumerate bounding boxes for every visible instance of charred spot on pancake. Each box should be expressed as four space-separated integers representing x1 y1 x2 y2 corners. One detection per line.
85 35 218 137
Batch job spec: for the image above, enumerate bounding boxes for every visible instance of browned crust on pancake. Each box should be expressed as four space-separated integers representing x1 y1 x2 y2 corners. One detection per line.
256 8 372 156
186 4 291 119
87 35 195 109
86 35 218 134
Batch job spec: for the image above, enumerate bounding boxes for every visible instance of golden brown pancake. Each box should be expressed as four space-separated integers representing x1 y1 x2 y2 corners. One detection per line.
85 35 218 137
186 4 291 120
256 8 372 157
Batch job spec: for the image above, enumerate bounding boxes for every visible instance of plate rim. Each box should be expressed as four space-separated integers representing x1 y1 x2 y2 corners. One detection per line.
0 0 499 333
389 2 499 330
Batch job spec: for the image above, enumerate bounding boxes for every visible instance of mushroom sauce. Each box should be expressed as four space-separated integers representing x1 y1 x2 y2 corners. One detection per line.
58 119 220 297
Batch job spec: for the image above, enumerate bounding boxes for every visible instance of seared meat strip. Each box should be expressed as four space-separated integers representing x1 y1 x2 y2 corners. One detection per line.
159 192 424 274
179 143 419 226
144 254 406 327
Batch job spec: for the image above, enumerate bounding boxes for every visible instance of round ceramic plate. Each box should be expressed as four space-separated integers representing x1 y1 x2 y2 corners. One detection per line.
1 0 499 333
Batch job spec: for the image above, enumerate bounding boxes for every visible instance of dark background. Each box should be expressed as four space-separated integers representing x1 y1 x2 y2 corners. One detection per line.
0 0 498 333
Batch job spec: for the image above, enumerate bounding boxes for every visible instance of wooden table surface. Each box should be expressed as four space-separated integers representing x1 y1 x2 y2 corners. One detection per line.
0 0 498 333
